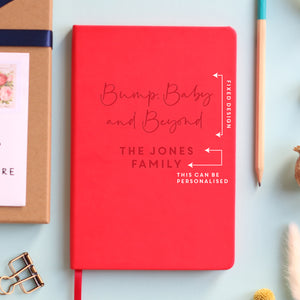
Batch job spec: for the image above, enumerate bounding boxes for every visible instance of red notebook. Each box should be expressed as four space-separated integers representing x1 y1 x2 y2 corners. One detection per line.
71 26 236 272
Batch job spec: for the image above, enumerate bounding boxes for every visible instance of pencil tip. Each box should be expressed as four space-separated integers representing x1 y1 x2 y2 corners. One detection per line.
258 182 261 187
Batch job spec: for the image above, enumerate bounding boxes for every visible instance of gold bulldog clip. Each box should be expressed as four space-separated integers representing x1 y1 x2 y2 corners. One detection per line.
0 252 44 295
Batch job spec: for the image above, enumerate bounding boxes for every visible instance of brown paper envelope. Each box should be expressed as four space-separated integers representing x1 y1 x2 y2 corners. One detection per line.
0 0 52 223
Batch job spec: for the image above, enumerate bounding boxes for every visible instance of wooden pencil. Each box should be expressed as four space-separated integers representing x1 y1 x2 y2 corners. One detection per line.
255 0 266 187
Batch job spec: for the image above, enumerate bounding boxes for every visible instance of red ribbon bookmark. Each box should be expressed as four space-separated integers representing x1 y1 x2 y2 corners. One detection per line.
74 270 82 300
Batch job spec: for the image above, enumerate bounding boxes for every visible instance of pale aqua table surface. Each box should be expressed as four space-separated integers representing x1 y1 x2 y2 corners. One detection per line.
1 0 300 299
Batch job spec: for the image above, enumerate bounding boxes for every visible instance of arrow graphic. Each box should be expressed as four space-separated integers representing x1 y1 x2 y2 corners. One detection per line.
188 148 223 168
213 72 224 138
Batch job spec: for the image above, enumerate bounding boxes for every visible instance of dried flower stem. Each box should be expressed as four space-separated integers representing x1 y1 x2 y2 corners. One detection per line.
294 146 300 186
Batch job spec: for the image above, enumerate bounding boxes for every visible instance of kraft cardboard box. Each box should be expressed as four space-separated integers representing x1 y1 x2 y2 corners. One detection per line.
0 0 52 223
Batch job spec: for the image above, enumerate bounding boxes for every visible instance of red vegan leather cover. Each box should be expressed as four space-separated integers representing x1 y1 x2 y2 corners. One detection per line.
71 25 236 270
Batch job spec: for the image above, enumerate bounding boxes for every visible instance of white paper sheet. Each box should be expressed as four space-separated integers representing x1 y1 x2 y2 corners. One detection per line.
0 53 30 206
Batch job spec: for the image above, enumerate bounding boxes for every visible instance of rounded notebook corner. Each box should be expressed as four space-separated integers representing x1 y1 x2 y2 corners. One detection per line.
225 26 237 41
224 255 235 270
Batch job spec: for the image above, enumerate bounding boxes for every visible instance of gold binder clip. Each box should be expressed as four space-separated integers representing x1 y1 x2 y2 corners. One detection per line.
0 252 44 295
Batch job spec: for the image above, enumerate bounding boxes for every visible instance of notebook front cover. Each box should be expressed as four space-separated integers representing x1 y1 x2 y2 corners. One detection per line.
71 25 236 270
